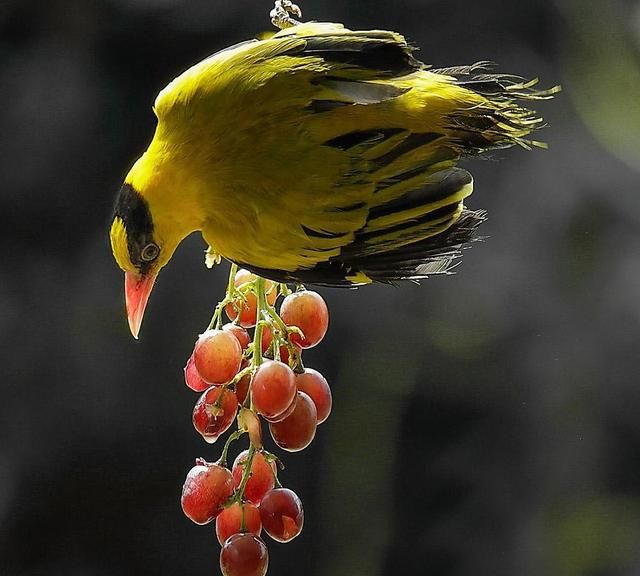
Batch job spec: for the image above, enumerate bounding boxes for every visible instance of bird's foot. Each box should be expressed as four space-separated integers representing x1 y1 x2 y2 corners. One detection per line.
205 246 222 269
270 0 302 29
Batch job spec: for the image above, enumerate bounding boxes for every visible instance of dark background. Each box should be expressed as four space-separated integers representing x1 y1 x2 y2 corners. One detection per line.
2 0 640 575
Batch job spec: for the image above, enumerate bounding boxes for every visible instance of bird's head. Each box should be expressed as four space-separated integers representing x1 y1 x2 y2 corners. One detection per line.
110 181 181 339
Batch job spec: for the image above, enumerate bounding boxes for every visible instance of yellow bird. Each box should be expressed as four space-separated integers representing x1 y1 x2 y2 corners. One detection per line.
110 21 557 338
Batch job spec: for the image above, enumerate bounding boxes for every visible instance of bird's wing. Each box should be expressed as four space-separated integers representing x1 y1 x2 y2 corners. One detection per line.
155 23 551 282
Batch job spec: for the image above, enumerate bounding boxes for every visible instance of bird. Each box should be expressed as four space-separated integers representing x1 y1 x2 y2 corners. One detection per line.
109 20 558 338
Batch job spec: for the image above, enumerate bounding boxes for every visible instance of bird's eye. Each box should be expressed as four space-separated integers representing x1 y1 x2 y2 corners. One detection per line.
141 242 160 262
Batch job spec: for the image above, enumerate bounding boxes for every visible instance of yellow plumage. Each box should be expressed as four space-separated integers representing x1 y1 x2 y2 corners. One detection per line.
111 21 557 293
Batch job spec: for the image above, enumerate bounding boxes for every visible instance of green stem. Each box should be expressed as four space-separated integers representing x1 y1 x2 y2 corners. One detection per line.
253 277 267 368
290 345 305 373
240 503 246 532
235 443 257 501
263 296 305 370
219 429 246 468
228 263 239 291
264 304 290 336
263 450 283 488
278 282 292 297
207 263 239 330
234 276 268 501
230 365 253 387
206 302 222 331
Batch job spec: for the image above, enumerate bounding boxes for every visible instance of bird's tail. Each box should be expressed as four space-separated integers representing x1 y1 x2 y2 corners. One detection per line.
348 208 487 283
258 208 487 286
435 61 561 152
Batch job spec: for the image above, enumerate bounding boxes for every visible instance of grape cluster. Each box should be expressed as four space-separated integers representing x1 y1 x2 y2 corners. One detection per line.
180 266 332 576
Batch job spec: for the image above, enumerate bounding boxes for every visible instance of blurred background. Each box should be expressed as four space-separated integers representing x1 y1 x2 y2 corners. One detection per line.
1 0 640 574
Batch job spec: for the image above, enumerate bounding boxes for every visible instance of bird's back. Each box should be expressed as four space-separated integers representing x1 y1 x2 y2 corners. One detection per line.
149 22 556 284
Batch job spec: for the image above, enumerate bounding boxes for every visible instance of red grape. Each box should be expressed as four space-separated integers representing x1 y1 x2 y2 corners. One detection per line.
216 502 262 546
269 392 317 452
259 488 304 543
223 323 251 350
251 360 296 421
295 368 332 424
193 386 238 443
184 353 209 392
220 533 268 576
280 291 329 348
194 329 242 385
232 450 276 505
181 459 234 525
225 270 277 328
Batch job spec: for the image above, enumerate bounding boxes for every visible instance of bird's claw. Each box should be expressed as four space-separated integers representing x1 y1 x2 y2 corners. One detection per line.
271 0 302 29
205 246 222 269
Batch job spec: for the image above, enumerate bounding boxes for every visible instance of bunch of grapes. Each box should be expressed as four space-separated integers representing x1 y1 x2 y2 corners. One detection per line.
181 265 332 576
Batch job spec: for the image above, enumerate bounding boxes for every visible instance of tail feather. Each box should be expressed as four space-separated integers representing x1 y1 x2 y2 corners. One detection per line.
343 168 474 259
240 210 486 286
437 64 561 151
354 209 487 283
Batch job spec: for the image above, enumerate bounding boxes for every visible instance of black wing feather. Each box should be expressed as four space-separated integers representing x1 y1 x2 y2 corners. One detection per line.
282 32 423 77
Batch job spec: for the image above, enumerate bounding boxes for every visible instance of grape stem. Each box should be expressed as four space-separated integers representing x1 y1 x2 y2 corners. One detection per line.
240 502 247 533
207 263 239 330
232 276 267 503
253 277 267 369
220 271 294 506
234 443 257 503
262 292 306 371
263 450 284 488
218 429 246 468
230 365 252 387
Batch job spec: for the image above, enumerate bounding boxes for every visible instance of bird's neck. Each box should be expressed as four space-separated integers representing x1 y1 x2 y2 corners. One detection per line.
126 140 205 246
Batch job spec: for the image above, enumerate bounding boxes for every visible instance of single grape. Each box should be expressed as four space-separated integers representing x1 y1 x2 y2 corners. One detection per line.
193 386 238 443
216 502 262 546
181 459 234 525
295 368 332 424
223 323 251 350
259 488 304 543
232 450 276 505
184 353 210 392
252 360 297 420
225 270 277 328
194 329 242 385
220 533 268 576
280 291 329 349
269 391 317 452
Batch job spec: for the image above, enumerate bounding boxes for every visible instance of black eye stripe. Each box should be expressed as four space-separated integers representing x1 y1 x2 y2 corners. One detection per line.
113 183 153 235
112 183 156 272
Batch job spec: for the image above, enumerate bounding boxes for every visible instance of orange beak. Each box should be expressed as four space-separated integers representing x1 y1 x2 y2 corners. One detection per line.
125 271 157 339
